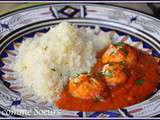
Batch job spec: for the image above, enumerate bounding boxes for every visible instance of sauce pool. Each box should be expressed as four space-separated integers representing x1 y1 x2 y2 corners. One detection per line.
55 45 160 112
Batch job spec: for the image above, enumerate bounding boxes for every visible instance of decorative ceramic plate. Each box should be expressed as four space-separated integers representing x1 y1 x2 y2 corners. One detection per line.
0 3 160 118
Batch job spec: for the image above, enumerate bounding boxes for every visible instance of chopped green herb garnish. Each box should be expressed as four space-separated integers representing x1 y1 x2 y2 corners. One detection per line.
135 79 144 85
101 70 113 78
44 46 48 50
119 61 126 65
108 62 114 66
112 42 124 46
119 47 129 55
110 50 115 55
75 73 80 77
51 68 56 71
90 65 94 70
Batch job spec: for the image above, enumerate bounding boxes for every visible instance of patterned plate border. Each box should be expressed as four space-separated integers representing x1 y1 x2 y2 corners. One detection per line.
0 3 160 118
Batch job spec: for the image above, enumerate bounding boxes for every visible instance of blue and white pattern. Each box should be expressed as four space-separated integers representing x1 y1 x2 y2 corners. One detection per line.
0 4 160 118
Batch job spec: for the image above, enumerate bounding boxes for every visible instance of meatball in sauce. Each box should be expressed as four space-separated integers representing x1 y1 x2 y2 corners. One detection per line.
56 42 160 111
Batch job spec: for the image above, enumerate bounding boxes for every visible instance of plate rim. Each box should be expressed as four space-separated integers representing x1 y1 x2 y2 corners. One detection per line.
0 3 160 118
0 3 160 23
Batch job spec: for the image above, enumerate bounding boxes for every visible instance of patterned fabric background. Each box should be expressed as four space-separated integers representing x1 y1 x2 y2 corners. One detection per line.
0 3 153 15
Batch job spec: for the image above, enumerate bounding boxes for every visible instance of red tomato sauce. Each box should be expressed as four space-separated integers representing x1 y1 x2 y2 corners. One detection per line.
55 45 160 112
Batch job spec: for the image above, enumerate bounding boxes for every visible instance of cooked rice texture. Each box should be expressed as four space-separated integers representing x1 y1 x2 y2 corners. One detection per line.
13 22 112 102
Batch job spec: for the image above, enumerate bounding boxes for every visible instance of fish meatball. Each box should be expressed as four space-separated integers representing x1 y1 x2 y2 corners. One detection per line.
68 74 106 99
101 63 128 86
102 42 137 66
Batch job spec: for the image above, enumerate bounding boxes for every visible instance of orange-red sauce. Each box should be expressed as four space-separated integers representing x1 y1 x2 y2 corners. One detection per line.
55 45 160 112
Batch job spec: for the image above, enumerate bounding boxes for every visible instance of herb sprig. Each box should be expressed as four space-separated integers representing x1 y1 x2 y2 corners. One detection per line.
101 70 113 78
112 42 124 46
135 79 144 85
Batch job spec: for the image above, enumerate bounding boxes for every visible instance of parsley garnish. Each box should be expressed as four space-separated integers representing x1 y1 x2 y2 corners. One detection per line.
119 47 129 55
90 65 94 70
51 68 56 71
75 73 80 77
44 46 48 50
108 62 114 66
110 50 115 55
112 42 124 46
119 61 126 65
135 79 144 85
101 70 113 78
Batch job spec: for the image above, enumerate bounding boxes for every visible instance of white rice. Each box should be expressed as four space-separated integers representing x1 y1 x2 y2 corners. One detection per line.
12 22 112 102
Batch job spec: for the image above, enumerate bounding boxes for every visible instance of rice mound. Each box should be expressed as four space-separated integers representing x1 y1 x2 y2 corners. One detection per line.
13 22 112 102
